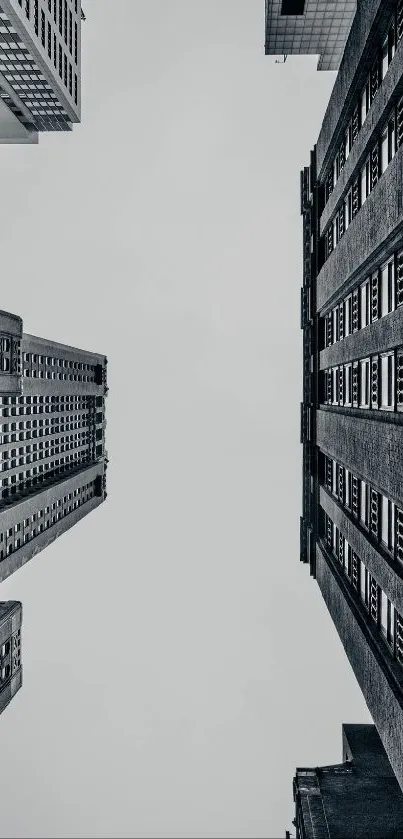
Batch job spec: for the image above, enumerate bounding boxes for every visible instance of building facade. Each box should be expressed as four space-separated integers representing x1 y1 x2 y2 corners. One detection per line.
265 0 356 71
0 0 82 141
301 0 403 792
0 309 107 583
0 601 22 715
291 725 403 839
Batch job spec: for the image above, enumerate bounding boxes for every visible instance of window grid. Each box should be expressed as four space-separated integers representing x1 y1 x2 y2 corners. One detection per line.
324 511 403 666
323 348 397 413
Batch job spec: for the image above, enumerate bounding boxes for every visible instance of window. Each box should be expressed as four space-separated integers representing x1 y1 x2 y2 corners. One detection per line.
332 367 339 405
360 480 370 528
360 157 370 205
360 80 370 127
332 459 338 496
345 468 351 509
345 189 352 231
360 560 368 606
344 364 352 406
388 600 395 647
381 116 396 173
344 296 352 336
359 359 370 407
360 280 370 328
332 307 339 342
381 590 388 638
381 495 395 551
380 259 395 316
380 352 395 409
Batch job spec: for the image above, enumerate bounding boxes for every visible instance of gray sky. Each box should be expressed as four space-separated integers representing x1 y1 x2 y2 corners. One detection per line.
0 2 371 837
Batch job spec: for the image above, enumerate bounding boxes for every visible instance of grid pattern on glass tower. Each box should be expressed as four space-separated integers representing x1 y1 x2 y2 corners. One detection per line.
338 366 344 405
0 0 80 131
325 312 333 347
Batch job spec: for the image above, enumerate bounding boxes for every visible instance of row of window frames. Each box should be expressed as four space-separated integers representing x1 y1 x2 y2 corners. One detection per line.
325 515 402 659
24 355 94 370
324 107 400 257
0 395 89 406
0 451 91 488
0 412 89 426
2 432 89 453
324 259 397 347
0 455 90 481
324 351 396 411
324 7 401 204
24 369 94 381
323 457 398 556
0 395 103 409
0 420 88 432
0 453 91 487
0 409 88 421
1 445 89 470
1 431 89 451
0 429 91 446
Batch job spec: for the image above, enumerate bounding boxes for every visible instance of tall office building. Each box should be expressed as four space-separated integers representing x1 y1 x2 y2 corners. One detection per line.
300 0 403 792
0 601 22 715
0 0 82 143
264 0 356 71
0 309 107 583
290 725 403 839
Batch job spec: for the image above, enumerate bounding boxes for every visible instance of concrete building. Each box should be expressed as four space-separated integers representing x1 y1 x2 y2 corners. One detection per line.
0 601 22 715
0 0 82 142
290 725 403 839
264 0 356 71
0 309 107 583
300 0 403 793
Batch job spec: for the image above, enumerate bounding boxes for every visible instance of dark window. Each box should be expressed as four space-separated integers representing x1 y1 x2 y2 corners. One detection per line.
281 0 305 13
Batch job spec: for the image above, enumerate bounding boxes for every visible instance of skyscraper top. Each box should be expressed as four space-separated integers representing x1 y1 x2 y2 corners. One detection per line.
264 0 356 71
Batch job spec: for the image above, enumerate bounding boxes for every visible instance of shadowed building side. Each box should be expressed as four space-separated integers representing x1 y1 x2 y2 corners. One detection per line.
0 309 108 582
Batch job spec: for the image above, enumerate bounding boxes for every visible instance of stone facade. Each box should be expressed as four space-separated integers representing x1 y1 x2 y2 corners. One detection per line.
301 0 403 799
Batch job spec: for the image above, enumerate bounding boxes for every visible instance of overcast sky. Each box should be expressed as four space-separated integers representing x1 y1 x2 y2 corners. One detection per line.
0 2 371 837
